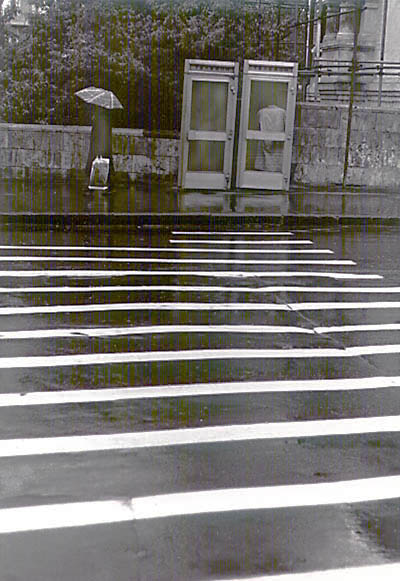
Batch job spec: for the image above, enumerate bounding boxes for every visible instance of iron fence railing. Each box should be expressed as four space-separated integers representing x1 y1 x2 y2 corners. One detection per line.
299 60 400 106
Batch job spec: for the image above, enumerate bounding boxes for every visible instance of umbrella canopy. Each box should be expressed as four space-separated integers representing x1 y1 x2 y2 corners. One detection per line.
75 86 123 110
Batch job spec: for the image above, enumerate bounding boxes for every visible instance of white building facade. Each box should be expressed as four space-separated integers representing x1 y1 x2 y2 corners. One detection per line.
311 0 400 105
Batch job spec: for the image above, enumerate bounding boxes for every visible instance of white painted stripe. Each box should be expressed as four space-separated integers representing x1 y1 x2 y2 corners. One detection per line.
0 325 314 340
0 284 394 294
0 302 290 316
0 256 356 266
170 240 312 245
166 249 332 254
1 299 398 316
316 323 400 333
2 344 400 368
257 286 400 293
140 259 353 265
0 248 330 255
3 415 400 458
0 270 382 280
0 247 334 255
1 475 400 533
0 244 322 255
5 321 400 341
0 499 134 533
171 231 294 236
158 248 331 254
1 376 400 407
292 301 400 311
215 563 400 581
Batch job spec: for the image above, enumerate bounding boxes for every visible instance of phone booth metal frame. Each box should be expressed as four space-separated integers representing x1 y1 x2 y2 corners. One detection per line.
236 60 298 191
178 59 239 190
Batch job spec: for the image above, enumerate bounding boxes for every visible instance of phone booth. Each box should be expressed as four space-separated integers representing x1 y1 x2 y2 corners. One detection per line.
178 60 239 190
236 60 298 191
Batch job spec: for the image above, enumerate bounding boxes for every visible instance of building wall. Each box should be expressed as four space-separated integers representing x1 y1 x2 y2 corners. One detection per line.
1 104 400 190
382 0 400 62
316 0 400 103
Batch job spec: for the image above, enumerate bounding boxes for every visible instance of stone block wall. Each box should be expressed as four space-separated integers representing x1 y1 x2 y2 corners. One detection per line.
293 102 400 189
1 104 400 190
0 124 179 183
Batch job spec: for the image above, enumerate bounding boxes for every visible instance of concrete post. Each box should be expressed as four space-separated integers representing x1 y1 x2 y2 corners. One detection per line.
337 0 356 43
323 1 339 45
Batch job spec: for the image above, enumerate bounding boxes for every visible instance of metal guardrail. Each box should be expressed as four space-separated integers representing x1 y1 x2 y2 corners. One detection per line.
299 60 400 106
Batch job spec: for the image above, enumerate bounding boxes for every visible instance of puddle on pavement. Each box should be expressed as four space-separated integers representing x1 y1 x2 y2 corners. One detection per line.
0 178 179 214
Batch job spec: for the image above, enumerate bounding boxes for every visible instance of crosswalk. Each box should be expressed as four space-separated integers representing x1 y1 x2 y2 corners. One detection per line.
1 226 400 579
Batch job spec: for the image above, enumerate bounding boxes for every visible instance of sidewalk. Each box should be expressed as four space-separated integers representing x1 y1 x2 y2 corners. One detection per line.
1 177 400 228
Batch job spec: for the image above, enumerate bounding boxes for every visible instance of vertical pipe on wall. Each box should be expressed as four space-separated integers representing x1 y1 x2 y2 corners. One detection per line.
305 0 316 69
378 0 389 106
342 1 361 189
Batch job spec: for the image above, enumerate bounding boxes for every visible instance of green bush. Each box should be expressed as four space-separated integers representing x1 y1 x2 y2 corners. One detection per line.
0 0 305 130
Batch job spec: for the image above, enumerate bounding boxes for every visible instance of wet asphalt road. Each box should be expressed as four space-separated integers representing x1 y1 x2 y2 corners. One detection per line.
1 224 400 579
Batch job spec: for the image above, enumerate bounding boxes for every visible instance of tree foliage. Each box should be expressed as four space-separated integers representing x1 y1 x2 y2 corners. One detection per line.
0 0 305 129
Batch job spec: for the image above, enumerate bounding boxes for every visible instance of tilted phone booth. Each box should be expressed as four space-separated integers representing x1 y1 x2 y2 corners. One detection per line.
178 60 239 190
236 60 298 191
179 59 297 193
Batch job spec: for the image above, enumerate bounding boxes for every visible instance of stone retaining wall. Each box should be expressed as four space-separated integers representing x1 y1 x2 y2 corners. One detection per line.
0 124 179 183
1 102 400 189
293 103 400 189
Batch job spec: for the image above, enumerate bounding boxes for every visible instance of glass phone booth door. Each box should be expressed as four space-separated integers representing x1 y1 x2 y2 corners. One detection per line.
236 60 298 191
178 60 239 190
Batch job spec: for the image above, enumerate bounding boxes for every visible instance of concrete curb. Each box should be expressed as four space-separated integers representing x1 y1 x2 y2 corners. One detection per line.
0 212 398 229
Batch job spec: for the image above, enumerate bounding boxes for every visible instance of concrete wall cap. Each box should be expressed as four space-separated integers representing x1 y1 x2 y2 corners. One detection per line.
0 123 145 136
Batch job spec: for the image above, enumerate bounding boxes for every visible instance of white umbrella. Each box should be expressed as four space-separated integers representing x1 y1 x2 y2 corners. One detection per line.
75 86 123 110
